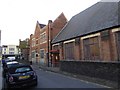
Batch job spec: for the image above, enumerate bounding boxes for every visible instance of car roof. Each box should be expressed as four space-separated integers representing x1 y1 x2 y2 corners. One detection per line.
16 64 31 67
7 61 19 65
8 63 31 68
7 56 15 60
5 59 16 62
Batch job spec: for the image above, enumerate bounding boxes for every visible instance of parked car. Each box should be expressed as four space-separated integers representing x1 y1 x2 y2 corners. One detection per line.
6 64 37 88
3 61 19 78
6 61 19 68
2 57 17 68
7 56 16 60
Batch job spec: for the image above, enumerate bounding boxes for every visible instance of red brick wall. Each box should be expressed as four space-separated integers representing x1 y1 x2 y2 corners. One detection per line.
51 13 67 40
29 13 67 65
29 22 41 63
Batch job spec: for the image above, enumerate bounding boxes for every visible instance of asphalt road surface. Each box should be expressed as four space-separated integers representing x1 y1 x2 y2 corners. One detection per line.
1 63 109 89
31 65 109 89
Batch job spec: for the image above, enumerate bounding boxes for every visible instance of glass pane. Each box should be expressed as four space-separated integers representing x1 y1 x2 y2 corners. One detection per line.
15 67 32 73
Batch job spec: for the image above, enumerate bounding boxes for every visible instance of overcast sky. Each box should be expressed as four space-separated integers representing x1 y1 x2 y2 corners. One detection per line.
0 0 100 45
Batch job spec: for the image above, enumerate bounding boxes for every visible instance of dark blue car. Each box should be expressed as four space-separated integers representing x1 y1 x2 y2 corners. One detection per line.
6 64 38 88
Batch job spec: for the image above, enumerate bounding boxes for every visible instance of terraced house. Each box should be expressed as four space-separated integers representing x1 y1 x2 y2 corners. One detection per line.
29 13 67 66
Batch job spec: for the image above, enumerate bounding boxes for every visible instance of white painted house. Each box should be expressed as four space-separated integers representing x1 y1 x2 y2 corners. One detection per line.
2 45 19 55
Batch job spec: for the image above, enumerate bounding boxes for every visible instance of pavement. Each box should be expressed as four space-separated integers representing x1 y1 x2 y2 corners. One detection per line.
18 60 118 89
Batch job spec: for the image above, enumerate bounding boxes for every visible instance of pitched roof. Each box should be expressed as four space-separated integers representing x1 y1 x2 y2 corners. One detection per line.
39 24 46 28
37 21 46 29
52 1 120 44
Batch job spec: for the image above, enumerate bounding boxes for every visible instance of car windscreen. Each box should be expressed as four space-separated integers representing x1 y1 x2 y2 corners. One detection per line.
8 66 33 74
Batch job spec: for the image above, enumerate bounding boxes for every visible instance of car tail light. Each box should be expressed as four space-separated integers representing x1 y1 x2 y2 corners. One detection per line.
9 76 14 82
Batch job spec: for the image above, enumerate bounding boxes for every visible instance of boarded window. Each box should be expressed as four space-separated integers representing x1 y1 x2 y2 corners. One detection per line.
101 30 110 41
83 36 100 60
64 42 74 60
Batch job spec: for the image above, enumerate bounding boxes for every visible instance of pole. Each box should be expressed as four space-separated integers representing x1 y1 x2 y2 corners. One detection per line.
47 20 52 67
47 21 50 67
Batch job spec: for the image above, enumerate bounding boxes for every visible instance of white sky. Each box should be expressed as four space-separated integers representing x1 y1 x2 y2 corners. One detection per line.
0 0 100 45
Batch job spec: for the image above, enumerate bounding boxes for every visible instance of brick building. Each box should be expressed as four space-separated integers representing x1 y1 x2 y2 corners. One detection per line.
19 38 30 61
52 1 120 62
29 13 67 66
29 22 46 64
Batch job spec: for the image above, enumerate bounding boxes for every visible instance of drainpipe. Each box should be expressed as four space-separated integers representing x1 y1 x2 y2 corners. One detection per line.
47 20 52 67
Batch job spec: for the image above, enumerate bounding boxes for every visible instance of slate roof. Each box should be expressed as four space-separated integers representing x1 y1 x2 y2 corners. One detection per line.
39 24 46 28
52 1 120 44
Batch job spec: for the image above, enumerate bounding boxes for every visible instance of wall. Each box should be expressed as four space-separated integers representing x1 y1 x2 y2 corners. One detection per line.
2 45 19 55
60 61 120 82
56 28 120 62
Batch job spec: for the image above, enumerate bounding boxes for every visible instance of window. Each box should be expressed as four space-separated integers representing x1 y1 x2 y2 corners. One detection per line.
32 38 35 47
83 37 100 60
9 66 32 74
36 37 39 45
40 33 47 43
40 49 44 59
64 42 74 60
36 40 38 45
101 30 110 41
9 52 14 54
9 48 15 51
15 67 32 73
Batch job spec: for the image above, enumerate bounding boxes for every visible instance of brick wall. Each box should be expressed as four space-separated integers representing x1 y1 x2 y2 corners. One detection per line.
57 29 119 62
51 13 67 40
60 61 120 82
29 13 67 65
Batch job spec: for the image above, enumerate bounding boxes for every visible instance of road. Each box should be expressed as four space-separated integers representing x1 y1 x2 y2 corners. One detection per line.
32 65 108 89
1 63 109 89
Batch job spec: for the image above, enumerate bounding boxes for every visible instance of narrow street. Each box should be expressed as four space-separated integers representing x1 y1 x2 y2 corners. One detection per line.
32 65 108 89
0 62 109 89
